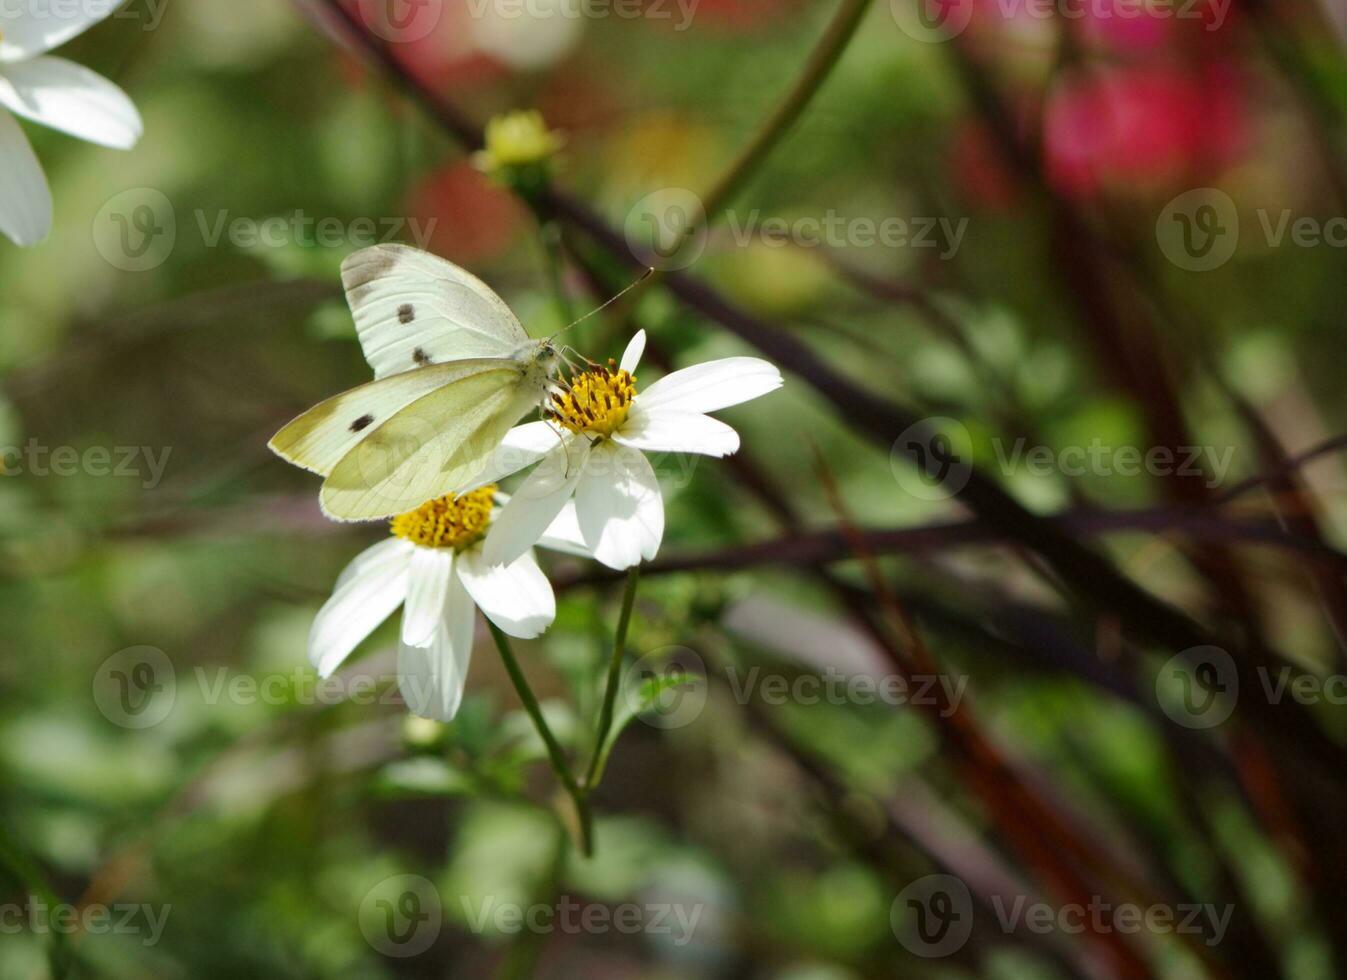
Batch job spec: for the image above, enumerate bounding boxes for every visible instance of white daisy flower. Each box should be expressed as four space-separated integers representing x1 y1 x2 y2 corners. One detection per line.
309 485 588 722
0 1 143 246
481 330 783 570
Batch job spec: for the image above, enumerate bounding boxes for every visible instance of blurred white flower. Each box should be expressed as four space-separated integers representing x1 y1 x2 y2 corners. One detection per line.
0 1 143 246
309 486 589 721
470 0 583 71
482 330 783 570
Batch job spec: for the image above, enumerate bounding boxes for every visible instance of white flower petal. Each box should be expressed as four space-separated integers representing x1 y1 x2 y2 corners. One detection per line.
334 536 413 591
575 442 664 570
309 543 411 677
457 547 556 639
401 546 454 647
0 57 141 148
397 573 475 721
0 0 121 61
536 499 592 558
615 409 740 458
465 420 567 490
620 329 646 374
0 109 50 246
638 357 783 415
483 443 588 566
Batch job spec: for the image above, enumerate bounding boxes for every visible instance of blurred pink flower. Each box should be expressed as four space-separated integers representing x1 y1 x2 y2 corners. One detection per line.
1043 62 1246 199
1076 0 1174 51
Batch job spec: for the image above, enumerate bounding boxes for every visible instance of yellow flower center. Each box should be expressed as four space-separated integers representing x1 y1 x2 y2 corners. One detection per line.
390 486 496 551
548 361 637 437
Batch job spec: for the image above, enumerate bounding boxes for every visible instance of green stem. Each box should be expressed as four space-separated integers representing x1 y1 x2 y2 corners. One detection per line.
621 0 873 304
699 0 874 224
486 620 593 856
536 218 575 327
496 823 568 980
583 565 641 790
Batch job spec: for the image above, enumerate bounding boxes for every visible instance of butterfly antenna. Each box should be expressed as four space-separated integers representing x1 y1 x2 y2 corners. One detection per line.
550 267 654 341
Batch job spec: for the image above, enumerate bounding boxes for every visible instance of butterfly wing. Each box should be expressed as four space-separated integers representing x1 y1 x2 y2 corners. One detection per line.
319 367 546 521
268 359 518 478
342 244 531 379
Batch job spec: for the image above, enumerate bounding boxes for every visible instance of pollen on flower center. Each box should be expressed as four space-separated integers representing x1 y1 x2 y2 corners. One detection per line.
390 486 496 550
548 360 637 437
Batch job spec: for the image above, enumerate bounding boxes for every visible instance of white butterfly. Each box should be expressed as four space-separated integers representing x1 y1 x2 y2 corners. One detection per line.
269 245 560 522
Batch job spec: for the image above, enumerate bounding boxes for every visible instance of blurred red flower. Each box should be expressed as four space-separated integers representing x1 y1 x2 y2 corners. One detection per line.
1043 61 1246 199
405 162 526 263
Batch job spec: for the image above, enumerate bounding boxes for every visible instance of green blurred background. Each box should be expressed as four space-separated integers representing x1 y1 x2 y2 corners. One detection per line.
4 0 1347 976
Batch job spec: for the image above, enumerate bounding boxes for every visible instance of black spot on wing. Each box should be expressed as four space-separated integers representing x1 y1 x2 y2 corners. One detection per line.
398 303 415 324
413 347 433 366
350 414 375 432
